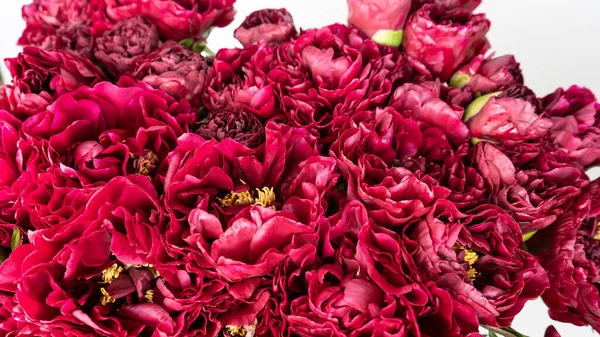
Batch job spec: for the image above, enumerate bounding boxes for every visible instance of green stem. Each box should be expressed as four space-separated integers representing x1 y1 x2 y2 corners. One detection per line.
482 326 519 337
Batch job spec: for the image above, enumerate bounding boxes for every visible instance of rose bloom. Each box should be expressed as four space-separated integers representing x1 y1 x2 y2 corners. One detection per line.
0 177 177 336
134 42 210 108
234 8 297 46
358 202 548 332
0 47 105 120
542 85 600 169
20 81 194 188
467 85 553 143
402 4 490 81
92 0 236 41
204 43 280 119
94 16 159 77
19 22 94 59
529 180 600 333
450 54 524 94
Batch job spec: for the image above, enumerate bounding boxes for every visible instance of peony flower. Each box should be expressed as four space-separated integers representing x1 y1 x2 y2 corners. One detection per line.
21 81 194 187
438 144 486 210
18 22 94 59
410 0 482 14
347 0 412 47
1 46 105 120
196 109 266 149
450 54 524 94
0 177 173 336
133 42 210 108
466 85 552 142
542 85 600 169
21 0 92 28
94 16 159 77
234 8 297 47
92 0 236 41
402 5 490 81
473 142 516 192
529 181 600 333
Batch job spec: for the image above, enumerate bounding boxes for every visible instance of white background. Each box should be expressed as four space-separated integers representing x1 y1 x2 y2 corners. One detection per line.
1 0 599 336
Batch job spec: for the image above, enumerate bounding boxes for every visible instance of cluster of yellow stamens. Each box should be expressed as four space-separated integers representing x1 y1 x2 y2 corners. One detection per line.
225 319 258 337
593 222 600 241
133 152 159 176
98 263 159 305
218 187 276 209
454 244 479 281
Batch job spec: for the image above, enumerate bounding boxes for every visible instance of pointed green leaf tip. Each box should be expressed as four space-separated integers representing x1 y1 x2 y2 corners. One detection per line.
372 29 404 47
449 72 471 89
179 38 194 49
11 228 21 251
464 91 502 121
522 231 537 242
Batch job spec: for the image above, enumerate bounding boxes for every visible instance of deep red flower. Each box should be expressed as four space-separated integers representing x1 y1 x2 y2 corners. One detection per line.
18 22 94 59
410 0 482 14
347 0 411 46
234 8 297 47
402 5 490 81
451 54 524 94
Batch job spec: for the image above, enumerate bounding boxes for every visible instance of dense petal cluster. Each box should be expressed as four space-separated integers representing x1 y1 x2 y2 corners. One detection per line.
1 0 598 336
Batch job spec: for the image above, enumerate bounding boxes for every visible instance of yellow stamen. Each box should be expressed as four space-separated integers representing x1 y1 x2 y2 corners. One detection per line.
224 319 257 337
453 244 479 281
100 288 116 306
218 187 276 209
594 222 600 241
134 152 159 175
145 290 154 302
101 264 123 284
466 267 478 280
464 249 479 266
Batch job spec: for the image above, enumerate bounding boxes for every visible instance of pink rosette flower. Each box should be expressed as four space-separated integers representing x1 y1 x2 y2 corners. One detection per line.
196 109 266 149
204 43 280 119
21 0 92 27
390 82 471 145
19 22 94 59
450 54 524 94
542 85 600 169
0 177 174 336
133 42 210 108
438 144 486 210
402 5 490 81
467 85 553 143
93 16 159 77
92 0 236 41
347 0 412 47
21 82 194 187
410 0 482 14
527 181 600 333
234 8 297 47
1 47 105 120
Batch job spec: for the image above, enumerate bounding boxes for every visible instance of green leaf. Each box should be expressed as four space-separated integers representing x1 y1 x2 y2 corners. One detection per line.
489 331 499 337
192 41 206 54
503 327 529 337
464 91 502 121
179 38 194 49
11 228 21 251
523 231 537 242
372 29 404 47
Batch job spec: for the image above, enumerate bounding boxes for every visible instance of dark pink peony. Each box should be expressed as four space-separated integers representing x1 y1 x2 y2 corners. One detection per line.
92 0 236 41
21 81 194 187
18 22 94 59
410 0 482 13
133 42 210 107
542 85 600 169
0 177 174 336
1 46 105 120
529 181 600 333
22 0 92 27
234 8 297 47
196 109 266 149
93 16 159 77
467 86 553 143
402 5 490 81
450 54 524 94
438 144 486 210
347 0 411 46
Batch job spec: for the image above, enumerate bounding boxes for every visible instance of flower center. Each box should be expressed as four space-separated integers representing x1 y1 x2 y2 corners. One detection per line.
454 244 479 281
101 263 123 284
133 151 159 176
218 187 276 209
593 222 600 241
223 319 257 337
98 263 160 305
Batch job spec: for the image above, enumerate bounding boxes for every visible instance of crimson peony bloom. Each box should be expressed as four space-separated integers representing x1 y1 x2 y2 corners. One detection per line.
18 22 94 59
410 0 482 13
93 16 159 77
0 177 174 336
0 47 105 120
466 85 553 143
20 81 194 188
542 85 600 169
529 181 600 333
234 8 297 47
92 0 236 41
438 144 486 210
133 42 210 108
22 0 92 28
196 109 266 149
403 5 490 81
450 54 524 94
347 0 412 47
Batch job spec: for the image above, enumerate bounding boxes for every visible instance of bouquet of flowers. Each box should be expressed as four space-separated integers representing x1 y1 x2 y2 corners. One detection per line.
0 0 597 336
